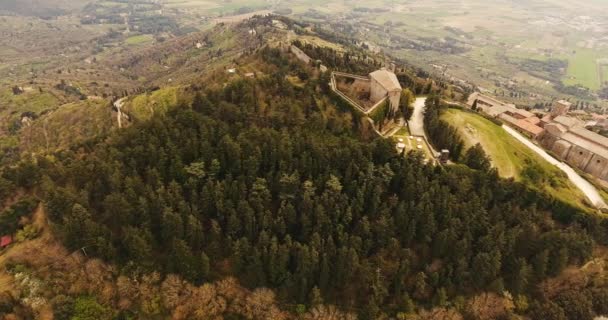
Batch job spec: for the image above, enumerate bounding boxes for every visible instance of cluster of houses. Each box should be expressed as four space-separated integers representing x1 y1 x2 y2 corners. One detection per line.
468 93 608 182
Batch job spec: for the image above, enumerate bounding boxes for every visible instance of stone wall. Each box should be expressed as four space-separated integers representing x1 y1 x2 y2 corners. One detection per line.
585 154 608 180
552 140 573 159
290 45 312 64
540 131 608 181
565 145 596 170
388 90 401 113
370 77 388 104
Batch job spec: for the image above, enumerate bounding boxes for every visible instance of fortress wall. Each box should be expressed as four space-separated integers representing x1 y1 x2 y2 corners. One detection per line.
538 133 560 151
565 145 595 171
370 78 388 104
585 154 608 180
552 140 573 159
290 45 312 64
388 91 401 112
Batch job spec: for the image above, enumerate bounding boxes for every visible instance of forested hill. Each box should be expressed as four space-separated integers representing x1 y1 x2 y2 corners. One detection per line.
1 28 608 320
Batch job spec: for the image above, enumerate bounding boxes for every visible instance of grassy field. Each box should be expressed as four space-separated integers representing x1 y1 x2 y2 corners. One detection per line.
0 88 60 116
125 34 154 45
19 99 113 154
124 87 181 121
442 108 590 209
563 48 604 90
283 0 608 110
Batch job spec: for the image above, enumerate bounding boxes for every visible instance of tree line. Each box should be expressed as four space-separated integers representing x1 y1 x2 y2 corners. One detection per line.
2 46 608 320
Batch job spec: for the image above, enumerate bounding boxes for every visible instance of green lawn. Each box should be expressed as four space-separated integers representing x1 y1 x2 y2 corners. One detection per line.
442 109 590 210
124 87 180 121
600 63 608 87
125 34 154 45
392 126 434 160
0 88 59 116
563 48 603 90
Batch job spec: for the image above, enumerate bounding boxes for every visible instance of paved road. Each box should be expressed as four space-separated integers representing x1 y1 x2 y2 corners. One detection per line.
408 97 438 155
409 97 427 136
502 125 607 209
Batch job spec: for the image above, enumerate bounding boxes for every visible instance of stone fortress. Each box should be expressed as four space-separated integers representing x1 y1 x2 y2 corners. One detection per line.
369 68 402 113
468 94 608 182
330 67 402 115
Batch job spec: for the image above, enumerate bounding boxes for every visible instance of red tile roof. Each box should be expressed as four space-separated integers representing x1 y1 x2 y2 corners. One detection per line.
1 235 12 248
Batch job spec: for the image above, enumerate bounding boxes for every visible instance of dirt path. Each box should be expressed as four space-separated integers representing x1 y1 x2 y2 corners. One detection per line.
114 97 127 129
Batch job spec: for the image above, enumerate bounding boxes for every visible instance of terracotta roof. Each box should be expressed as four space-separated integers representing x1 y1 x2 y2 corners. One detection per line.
486 105 512 117
511 108 535 119
545 123 569 136
553 115 584 128
556 100 572 108
515 119 544 136
524 117 541 125
369 69 401 92
1 235 12 248
500 114 544 136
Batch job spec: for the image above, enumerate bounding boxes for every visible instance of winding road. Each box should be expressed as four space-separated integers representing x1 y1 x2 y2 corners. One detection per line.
114 97 127 129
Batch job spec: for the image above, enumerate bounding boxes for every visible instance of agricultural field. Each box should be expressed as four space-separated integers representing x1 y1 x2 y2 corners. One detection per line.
125 34 154 45
286 0 608 109
441 108 591 210
563 49 604 90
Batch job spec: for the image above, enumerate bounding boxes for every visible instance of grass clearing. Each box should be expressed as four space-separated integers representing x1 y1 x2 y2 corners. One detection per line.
442 108 590 210
124 87 180 121
125 34 154 45
298 35 344 52
0 89 60 116
443 109 533 178
20 99 113 153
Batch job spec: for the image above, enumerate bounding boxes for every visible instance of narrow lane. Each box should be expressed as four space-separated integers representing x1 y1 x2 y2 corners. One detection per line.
114 97 127 129
408 97 438 155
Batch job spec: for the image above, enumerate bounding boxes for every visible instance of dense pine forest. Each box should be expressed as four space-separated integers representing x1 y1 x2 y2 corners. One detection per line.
2 43 608 320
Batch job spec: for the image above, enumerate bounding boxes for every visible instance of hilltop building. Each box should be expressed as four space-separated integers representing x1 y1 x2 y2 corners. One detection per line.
539 101 608 181
369 68 402 113
330 68 402 115
468 93 544 138
468 94 608 181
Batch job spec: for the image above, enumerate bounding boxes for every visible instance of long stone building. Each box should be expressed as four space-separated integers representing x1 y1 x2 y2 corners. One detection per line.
468 92 544 138
468 94 608 182
539 101 608 181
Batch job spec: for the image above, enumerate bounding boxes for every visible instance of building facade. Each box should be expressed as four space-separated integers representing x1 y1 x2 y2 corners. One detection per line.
369 68 402 113
539 103 608 181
